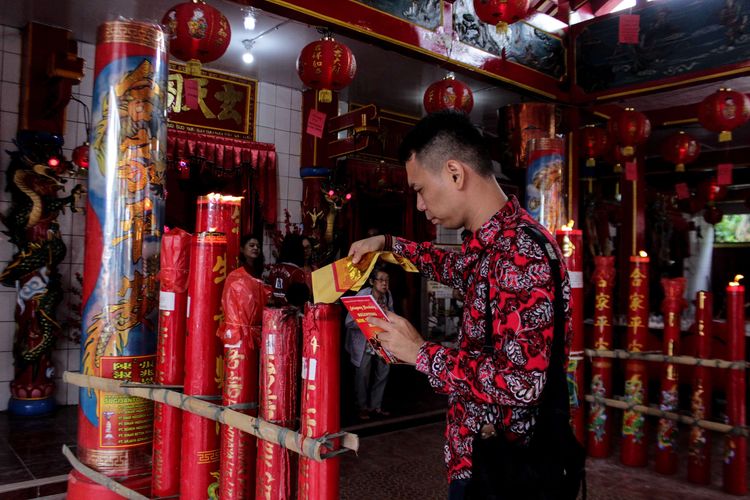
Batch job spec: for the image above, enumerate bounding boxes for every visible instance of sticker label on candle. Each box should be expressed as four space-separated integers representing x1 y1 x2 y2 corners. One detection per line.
159 291 176 311
569 271 583 289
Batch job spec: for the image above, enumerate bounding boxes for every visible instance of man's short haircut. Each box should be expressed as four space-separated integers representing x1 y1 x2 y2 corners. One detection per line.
397 110 494 177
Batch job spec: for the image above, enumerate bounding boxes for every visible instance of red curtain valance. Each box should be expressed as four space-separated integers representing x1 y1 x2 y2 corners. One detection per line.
167 129 278 225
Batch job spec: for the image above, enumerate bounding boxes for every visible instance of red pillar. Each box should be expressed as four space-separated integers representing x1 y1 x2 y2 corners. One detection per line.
688 290 713 485
655 277 687 475
152 228 192 497
723 276 747 495
180 232 227 500
587 256 616 457
555 225 584 444
620 253 649 467
298 304 341 500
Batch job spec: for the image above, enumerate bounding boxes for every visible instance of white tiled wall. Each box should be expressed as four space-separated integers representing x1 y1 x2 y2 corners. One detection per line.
0 24 304 410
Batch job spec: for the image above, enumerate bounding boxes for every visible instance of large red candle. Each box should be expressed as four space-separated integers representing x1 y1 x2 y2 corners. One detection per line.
621 252 649 467
588 256 616 458
688 290 713 485
298 304 341 500
555 222 584 444
152 228 192 497
196 194 243 271
655 277 687 475
180 232 227 500
723 275 747 495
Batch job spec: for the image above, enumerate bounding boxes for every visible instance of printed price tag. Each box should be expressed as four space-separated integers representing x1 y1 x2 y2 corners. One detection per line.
619 15 640 44
159 291 175 311
306 109 327 139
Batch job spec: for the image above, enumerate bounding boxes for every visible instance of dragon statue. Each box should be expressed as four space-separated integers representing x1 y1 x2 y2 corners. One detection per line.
0 132 84 414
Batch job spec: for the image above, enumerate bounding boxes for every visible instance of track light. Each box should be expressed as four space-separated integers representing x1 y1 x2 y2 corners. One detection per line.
241 39 255 64
243 8 256 31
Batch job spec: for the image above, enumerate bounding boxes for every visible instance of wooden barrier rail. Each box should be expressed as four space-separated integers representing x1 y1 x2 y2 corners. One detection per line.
585 348 750 370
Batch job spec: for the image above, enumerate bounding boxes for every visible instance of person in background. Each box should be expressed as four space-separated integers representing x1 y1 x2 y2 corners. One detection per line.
239 234 264 279
264 233 310 307
344 265 394 420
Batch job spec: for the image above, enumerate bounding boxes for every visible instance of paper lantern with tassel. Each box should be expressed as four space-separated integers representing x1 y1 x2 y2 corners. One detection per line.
580 125 610 167
473 0 530 33
423 74 474 115
662 131 700 172
297 36 357 103
608 108 650 157
697 88 750 143
162 1 231 75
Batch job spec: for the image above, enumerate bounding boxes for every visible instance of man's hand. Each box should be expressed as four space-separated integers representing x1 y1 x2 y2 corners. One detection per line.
347 235 385 264
368 310 425 365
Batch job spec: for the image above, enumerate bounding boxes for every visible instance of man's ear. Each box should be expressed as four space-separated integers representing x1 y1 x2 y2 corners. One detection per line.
445 160 466 188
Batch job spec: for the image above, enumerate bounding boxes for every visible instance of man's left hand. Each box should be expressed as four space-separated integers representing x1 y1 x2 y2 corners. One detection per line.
368 311 425 365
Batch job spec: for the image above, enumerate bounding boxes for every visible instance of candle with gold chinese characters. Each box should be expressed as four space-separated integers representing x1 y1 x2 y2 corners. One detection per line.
688 291 713 485
588 256 616 458
621 251 649 467
723 275 747 495
298 303 341 500
555 220 585 444
655 277 687 475
196 194 243 271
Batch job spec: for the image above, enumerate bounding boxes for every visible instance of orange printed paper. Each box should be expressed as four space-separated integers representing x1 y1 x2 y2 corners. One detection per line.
340 295 401 364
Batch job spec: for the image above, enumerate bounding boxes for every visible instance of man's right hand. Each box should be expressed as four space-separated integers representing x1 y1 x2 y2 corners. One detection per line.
347 235 385 264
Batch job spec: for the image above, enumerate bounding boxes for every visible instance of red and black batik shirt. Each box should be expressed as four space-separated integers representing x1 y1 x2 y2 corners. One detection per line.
392 195 572 482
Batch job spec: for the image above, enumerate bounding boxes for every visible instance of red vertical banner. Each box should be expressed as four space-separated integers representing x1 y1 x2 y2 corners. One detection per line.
655 277 687 475
152 228 192 497
196 194 243 271
298 304 341 500
218 268 271 499
621 253 649 467
588 256 616 458
555 224 584 444
723 276 747 496
180 232 227 500
256 307 300 499
688 290 713 485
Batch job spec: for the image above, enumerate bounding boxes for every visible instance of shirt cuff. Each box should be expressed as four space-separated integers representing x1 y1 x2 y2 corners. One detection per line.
415 341 440 374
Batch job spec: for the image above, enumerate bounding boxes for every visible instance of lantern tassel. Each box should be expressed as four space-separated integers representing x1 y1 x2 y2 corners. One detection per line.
719 130 732 142
622 146 634 156
186 59 202 76
495 22 510 35
318 89 333 103
586 158 596 167
614 163 623 174
675 163 685 173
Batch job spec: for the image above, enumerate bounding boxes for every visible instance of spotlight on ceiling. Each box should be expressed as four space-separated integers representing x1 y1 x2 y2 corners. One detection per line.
241 39 255 64
243 8 256 31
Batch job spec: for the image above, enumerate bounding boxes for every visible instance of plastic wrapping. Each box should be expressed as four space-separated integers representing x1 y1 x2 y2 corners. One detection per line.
152 227 192 497
525 138 566 233
687 291 712 484
298 303 341 500
256 307 299 500
655 278 686 475
620 255 650 468
555 228 584 445
219 267 271 499
196 193 242 271
73 19 167 494
180 232 227 500
587 256 616 458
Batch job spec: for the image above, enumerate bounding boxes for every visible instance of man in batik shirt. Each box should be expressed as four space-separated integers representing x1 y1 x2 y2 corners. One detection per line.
348 110 571 498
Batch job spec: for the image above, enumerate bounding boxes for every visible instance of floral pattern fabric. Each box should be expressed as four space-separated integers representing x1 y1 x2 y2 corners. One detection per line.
393 195 572 481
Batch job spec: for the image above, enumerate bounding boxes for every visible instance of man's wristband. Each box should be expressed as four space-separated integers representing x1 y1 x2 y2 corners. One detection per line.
383 234 393 251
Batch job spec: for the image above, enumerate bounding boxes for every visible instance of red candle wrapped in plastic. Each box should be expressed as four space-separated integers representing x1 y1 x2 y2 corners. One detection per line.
655 277 687 475
688 290 713 485
196 193 243 270
723 275 747 495
298 304 341 500
152 228 192 498
180 232 227 500
588 256 616 458
256 307 299 499
218 267 271 499
621 252 649 468
555 221 584 444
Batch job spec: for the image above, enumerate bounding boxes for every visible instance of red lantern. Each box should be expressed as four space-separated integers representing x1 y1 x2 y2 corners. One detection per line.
580 125 610 167
606 144 632 174
423 74 474 115
473 0 530 32
697 88 750 142
162 1 231 74
72 142 89 170
704 204 724 225
662 131 700 172
607 108 651 157
297 36 357 103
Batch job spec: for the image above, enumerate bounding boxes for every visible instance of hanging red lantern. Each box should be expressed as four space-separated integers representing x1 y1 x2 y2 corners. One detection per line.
423 74 474 115
697 88 750 142
703 204 724 225
162 1 231 74
662 131 700 172
297 36 357 103
606 144 632 174
607 108 651 157
72 142 89 170
580 125 610 167
473 0 530 32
